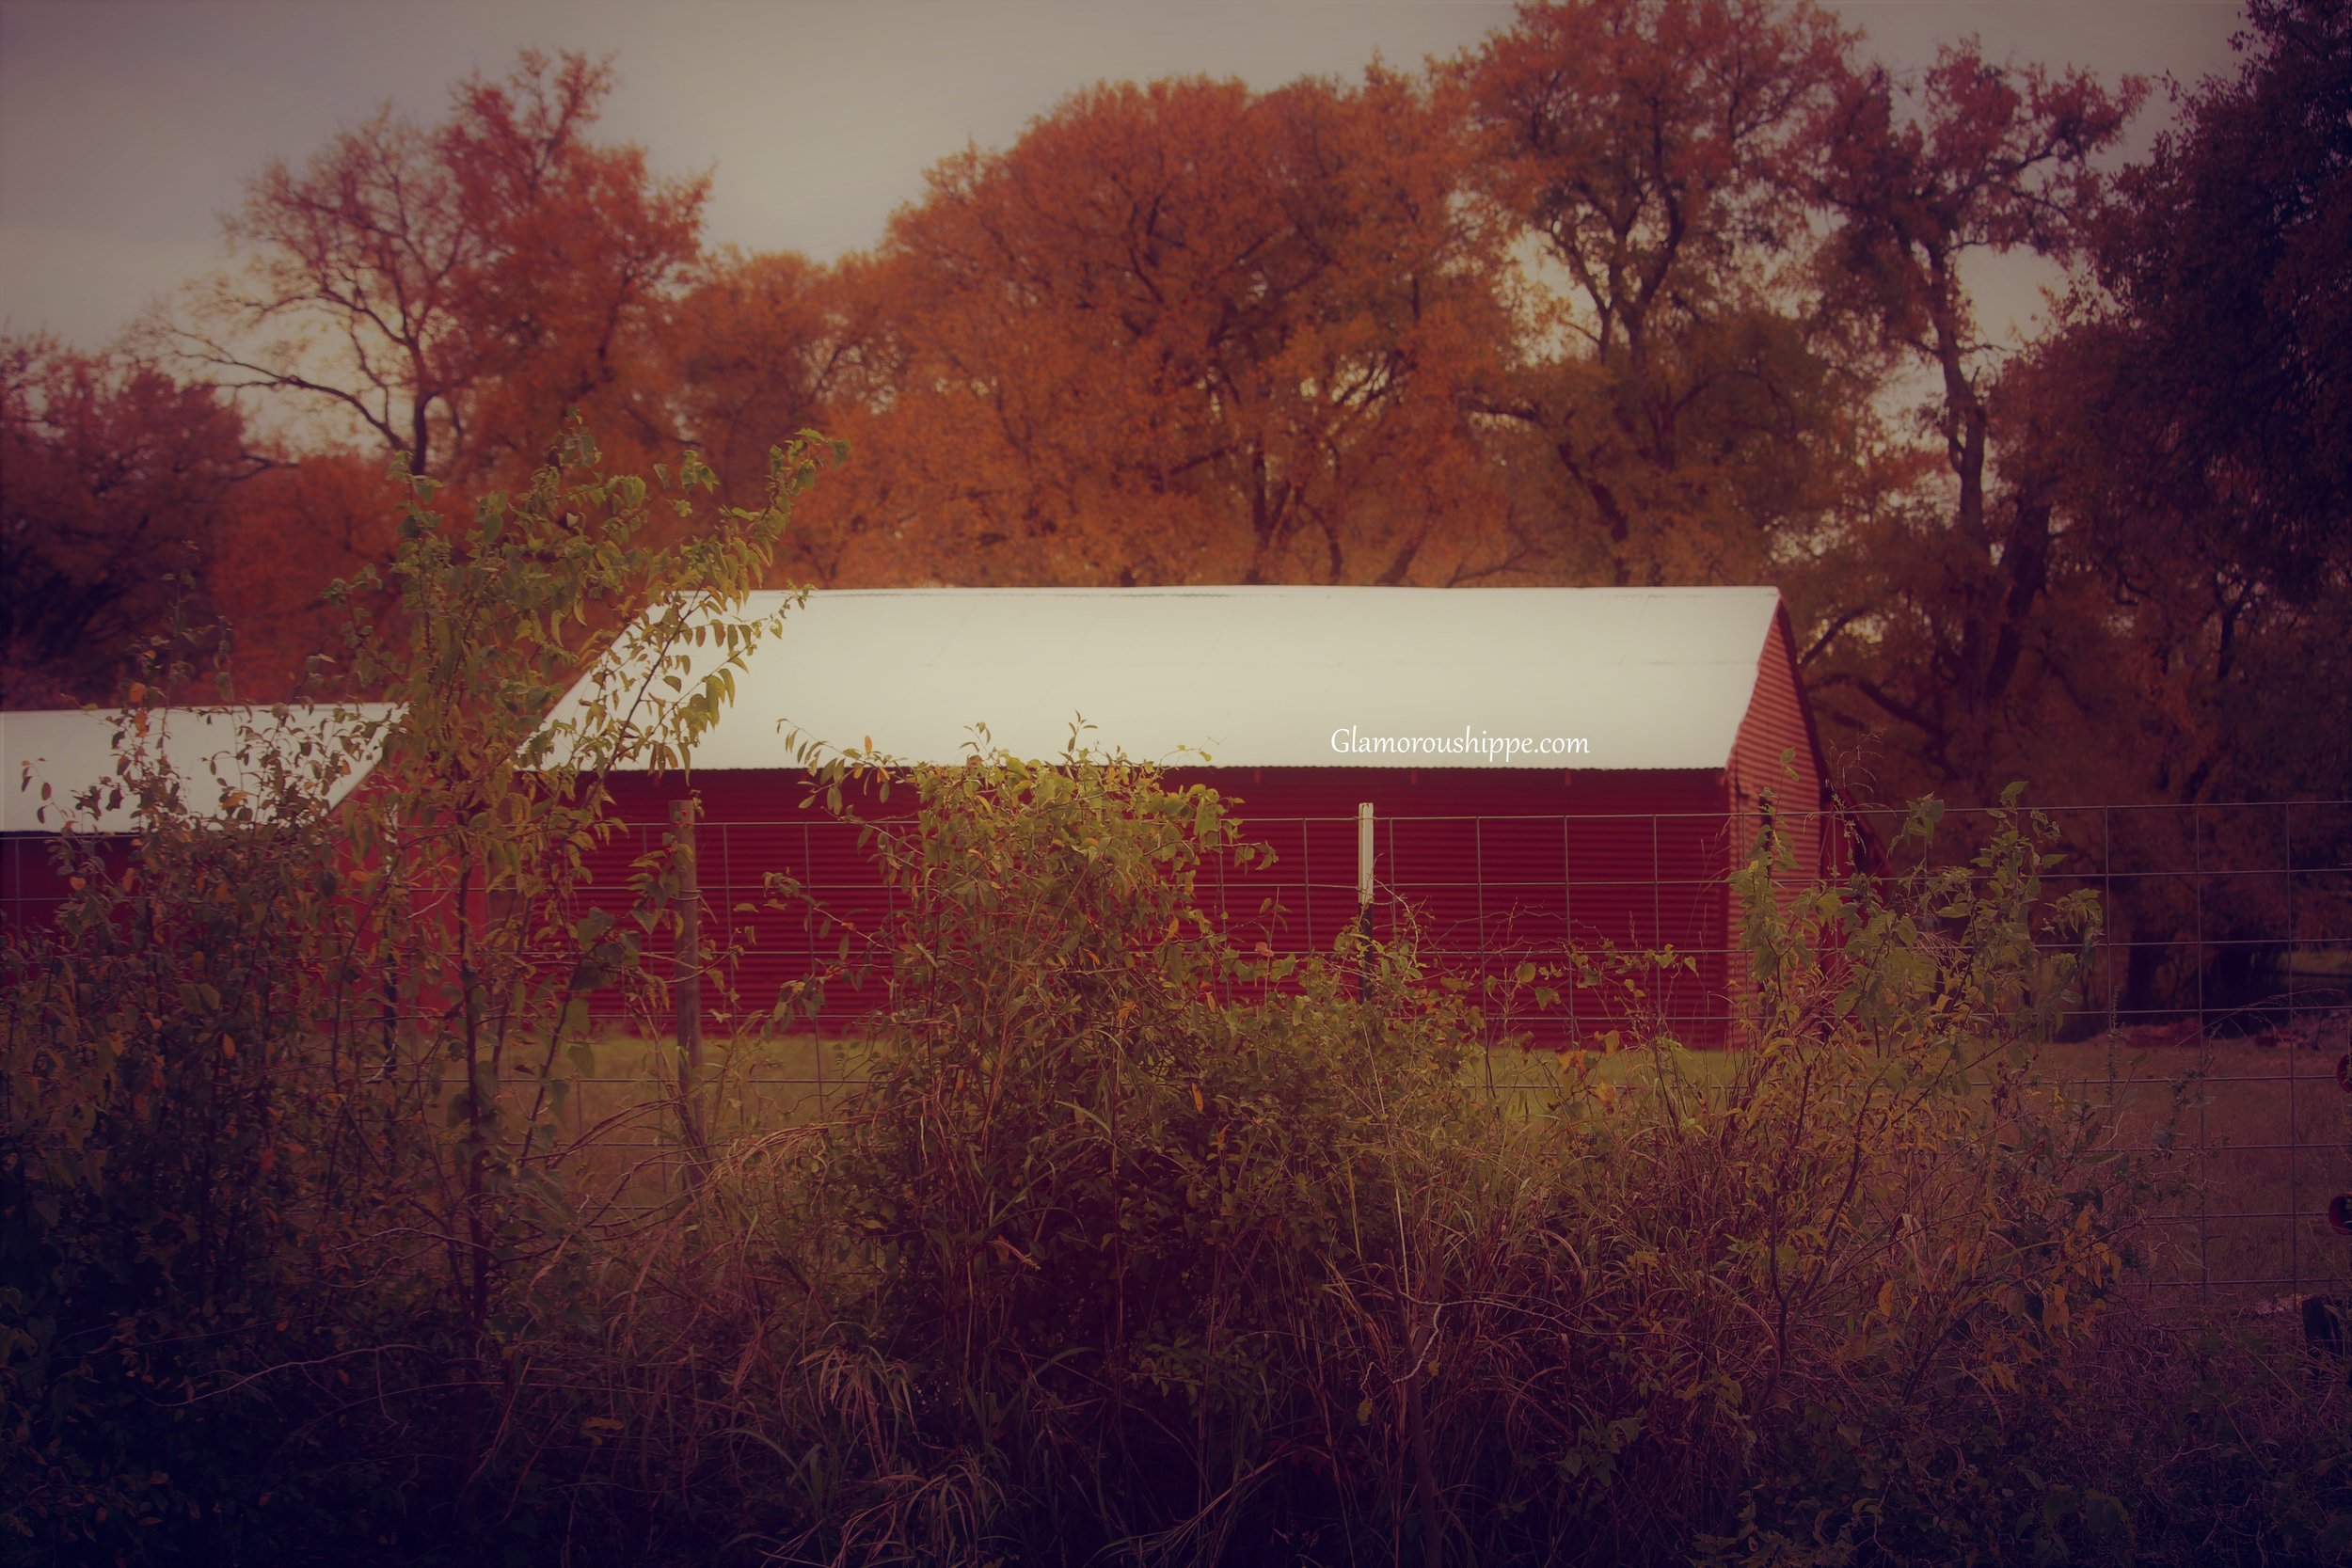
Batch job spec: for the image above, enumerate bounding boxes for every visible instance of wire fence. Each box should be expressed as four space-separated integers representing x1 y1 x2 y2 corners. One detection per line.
6 796 2348 1308
549 797 2352 1309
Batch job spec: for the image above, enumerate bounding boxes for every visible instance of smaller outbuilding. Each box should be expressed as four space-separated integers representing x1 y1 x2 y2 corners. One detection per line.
1 705 394 929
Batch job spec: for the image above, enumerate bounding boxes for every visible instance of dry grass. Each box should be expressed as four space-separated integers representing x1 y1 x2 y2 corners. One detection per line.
2041 1036 2352 1301
1478 1032 2352 1303
548 1023 2351 1303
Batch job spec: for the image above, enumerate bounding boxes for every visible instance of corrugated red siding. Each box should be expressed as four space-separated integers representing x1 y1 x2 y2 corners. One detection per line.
569 772 899 1030
1720 610 1851 1041
1 779 402 936
0 832 87 930
592 766 1746 1048
1166 768 1735 1048
1728 609 1830 879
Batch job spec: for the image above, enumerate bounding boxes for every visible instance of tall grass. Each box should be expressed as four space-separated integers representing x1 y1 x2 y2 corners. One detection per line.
520 763 2344 1566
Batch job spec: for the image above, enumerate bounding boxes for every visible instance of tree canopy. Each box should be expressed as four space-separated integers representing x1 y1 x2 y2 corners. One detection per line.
9 5 2342 818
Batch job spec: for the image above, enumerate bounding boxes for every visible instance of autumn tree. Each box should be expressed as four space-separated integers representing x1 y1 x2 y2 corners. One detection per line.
179 49 704 489
205 451 407 697
658 247 898 583
0 337 256 704
2063 0 2352 804
1800 41 2142 795
1964 0 2350 1008
1456 0 1872 589
857 70 1518 587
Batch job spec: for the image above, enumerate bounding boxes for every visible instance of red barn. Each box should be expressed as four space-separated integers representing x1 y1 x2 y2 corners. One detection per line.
564 587 1842 1047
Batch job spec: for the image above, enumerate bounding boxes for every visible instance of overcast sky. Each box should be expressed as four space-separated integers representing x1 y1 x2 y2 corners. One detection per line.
1 0 2249 353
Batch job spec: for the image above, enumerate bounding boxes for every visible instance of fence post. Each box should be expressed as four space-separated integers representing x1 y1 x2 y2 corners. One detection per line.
1356 802 1375 996
2285 800 2299 1298
672 796 707 1186
2194 801 2209 1304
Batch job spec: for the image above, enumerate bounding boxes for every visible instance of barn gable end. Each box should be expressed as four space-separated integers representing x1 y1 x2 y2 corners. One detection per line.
1727 607 1832 879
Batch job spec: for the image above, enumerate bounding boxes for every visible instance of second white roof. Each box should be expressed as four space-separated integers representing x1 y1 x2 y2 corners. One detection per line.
3 705 397 833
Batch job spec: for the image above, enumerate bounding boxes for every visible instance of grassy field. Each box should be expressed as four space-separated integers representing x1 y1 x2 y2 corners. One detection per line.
2041 1038 2352 1299
1490 1034 2352 1300
552 1023 2350 1301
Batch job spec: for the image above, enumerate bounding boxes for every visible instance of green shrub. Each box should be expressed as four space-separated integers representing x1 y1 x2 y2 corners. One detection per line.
0 708 385 1560
1 429 832 1563
600 743 1481 1562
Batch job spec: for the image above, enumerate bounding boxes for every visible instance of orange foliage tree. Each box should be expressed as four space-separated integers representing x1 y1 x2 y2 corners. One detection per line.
847 71 1519 587
204 452 407 697
154 48 709 698
179 49 703 491
1456 0 1873 589
0 338 256 704
658 247 899 584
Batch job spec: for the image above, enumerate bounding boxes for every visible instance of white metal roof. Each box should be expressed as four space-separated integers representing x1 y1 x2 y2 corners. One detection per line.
2 705 397 833
556 586 1786 773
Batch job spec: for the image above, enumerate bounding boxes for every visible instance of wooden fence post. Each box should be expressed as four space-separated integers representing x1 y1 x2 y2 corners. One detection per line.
672 796 707 1186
